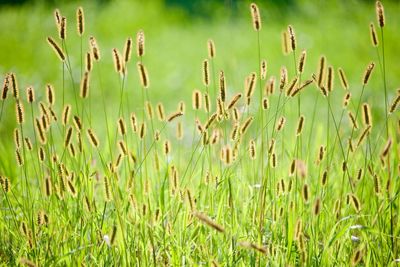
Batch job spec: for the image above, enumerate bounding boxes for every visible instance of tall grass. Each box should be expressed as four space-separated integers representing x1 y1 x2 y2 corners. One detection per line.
0 1 399 266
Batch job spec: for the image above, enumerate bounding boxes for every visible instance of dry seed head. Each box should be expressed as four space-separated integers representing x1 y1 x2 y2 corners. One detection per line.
302 184 309 203
298 50 306 74
112 48 122 73
80 71 90 98
348 111 358 130
84 52 92 72
136 30 145 57
123 37 132 63
369 23 378 47
238 241 267 255
260 60 267 80
193 211 225 233
317 56 326 88
118 140 128 155
287 25 296 51
276 116 286 131
1 177 10 193
262 97 269 110
89 36 100 61
295 218 303 240
130 113 137 132
14 128 21 148
103 176 111 202
76 7 84 36
266 76 275 95
327 66 334 92
350 194 361 212
156 103 165 121
1 74 9 100
361 103 372 127
26 86 35 103
15 149 23 166
291 79 313 97
363 62 375 85
313 198 321 216
54 9 61 26
207 39 216 59
59 16 66 40
389 94 400 113
351 249 363 266
204 113 217 130
62 104 71 126
240 116 254 134
47 37 65 61
139 122 146 139
227 93 242 110
9 73 18 99
24 137 32 151
192 90 202 110
230 122 239 141
38 146 46 162
15 100 24 124
164 140 171 155
219 71 226 102
64 126 73 148
373 174 381 195
203 59 210 87
167 111 183 122
268 138 275 154
376 1 385 27
356 126 371 147
271 153 277 168
73 115 82 132
249 139 256 160
250 3 261 31
232 107 240 121
285 77 298 97
204 92 211 112
321 170 328 186
296 115 305 136
67 180 77 197
46 84 55 105
137 62 149 88
245 72 256 98
87 128 99 148
380 138 392 158
343 92 351 108
220 145 232 165
338 68 349 90
279 67 288 91
35 118 47 144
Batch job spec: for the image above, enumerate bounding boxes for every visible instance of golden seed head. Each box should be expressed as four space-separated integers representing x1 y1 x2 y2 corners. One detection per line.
87 128 99 148
298 50 306 74
369 23 379 47
76 7 84 36
203 59 210 87
282 31 289 55
156 103 165 121
112 48 122 74
260 60 267 80
338 68 349 90
326 66 334 92
80 71 90 98
47 37 65 61
376 1 385 27
245 72 257 98
139 122 146 139
59 16 66 40
389 94 400 114
124 37 133 63
167 111 183 122
363 62 375 85
89 36 101 61
207 39 216 59
193 211 225 233
192 90 202 110
296 115 305 136
361 103 372 127
46 84 55 105
219 71 226 102
26 86 35 103
137 62 149 88
15 100 24 125
287 25 296 52
136 30 145 57
250 3 261 31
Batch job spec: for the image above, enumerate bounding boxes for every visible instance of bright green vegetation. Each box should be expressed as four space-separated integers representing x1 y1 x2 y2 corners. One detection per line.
0 0 399 265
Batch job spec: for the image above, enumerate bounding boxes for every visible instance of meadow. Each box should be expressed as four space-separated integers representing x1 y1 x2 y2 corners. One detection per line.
0 0 399 265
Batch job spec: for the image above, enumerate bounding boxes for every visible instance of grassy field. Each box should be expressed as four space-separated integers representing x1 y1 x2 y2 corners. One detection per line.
0 0 399 265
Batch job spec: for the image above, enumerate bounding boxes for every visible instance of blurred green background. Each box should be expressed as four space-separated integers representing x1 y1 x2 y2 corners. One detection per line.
0 0 399 143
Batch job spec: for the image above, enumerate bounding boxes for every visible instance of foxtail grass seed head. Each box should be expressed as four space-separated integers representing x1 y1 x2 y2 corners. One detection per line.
245 72 256 98
380 138 392 158
250 3 261 31
205 113 217 130
262 97 269 110
64 126 73 148
373 174 381 195
389 94 400 113
59 16 66 40
302 184 309 203
219 71 226 102
227 93 242 110
35 118 47 144
47 37 65 61
362 103 372 126
24 137 32 151
62 104 71 126
327 66 334 92
145 101 153 119
156 103 165 121
46 84 55 105
280 67 288 91
87 128 99 148
261 60 267 80
136 30 145 57
286 77 298 97
192 90 202 110
350 194 361 212
352 249 363 266
54 9 61 27
112 48 122 73
317 56 326 88
298 50 306 74
338 68 349 90
276 116 286 131
137 62 149 88
15 100 24 125
313 198 321 216
15 149 23 166
14 128 21 148
203 59 210 87
296 115 305 136
80 71 90 98
1 177 10 193
1 74 9 100
249 139 256 160
376 1 385 27
89 36 100 61
363 62 375 85
167 111 183 122
76 7 84 36
85 52 92 72
103 176 111 202
124 37 132 63
240 116 254 134
369 23 378 47
348 111 358 130
193 211 225 233
321 170 328 186
207 39 216 59
73 115 82 132
266 76 275 95
356 126 371 147
26 86 35 103
117 117 126 136
287 25 296 51
343 92 351 108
